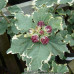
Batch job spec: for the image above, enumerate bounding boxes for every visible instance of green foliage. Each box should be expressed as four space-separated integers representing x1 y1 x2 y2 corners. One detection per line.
7 5 22 13
42 62 50 71
34 0 57 8
32 7 64 30
14 13 33 33
34 0 74 8
7 32 69 70
48 17 63 30
6 6 69 71
7 35 33 54
52 61 68 73
22 56 31 68
64 34 74 46
32 7 53 25
59 0 74 5
0 18 7 35
0 0 74 73
0 0 8 10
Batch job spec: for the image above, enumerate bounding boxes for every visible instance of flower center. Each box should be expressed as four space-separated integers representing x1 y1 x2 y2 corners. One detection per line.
24 21 52 45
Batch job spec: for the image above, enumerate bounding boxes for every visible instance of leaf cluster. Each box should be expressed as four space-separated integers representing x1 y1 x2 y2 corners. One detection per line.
0 0 74 73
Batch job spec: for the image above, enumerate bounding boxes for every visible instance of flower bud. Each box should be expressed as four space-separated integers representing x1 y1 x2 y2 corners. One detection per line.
31 34 39 43
39 30 44 35
40 36 49 45
37 21 45 27
35 26 41 33
28 28 34 34
45 25 52 33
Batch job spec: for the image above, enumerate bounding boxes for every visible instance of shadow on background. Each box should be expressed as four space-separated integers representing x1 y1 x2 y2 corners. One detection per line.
8 0 31 5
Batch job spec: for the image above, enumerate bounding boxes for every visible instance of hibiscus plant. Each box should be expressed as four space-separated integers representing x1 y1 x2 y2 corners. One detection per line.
0 0 74 73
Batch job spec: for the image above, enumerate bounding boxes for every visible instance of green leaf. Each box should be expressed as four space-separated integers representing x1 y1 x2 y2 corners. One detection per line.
52 61 69 73
64 34 74 46
34 0 57 8
23 34 68 70
56 9 66 16
7 18 22 34
48 56 55 67
26 43 51 71
34 0 74 8
0 18 7 35
49 34 69 57
33 7 53 25
7 5 22 13
15 13 33 32
11 24 20 34
42 62 50 71
7 35 33 55
48 17 63 30
71 33 74 38
0 0 8 10
58 0 74 5
7 33 69 71
57 30 68 39
7 19 20 34
22 56 31 71
7 27 13 35
67 24 74 34
22 56 31 66
68 10 74 24
34 0 74 7
6 18 20 35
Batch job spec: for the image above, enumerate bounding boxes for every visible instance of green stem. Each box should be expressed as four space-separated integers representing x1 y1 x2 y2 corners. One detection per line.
54 4 59 12
0 11 10 24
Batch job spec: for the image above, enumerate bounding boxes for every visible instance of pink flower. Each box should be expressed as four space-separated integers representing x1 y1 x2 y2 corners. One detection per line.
40 36 49 45
45 25 52 33
31 35 39 43
39 30 44 35
37 21 45 27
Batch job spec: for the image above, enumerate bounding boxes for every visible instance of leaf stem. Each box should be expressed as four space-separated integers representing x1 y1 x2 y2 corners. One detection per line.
0 11 10 24
54 4 59 12
5 7 11 14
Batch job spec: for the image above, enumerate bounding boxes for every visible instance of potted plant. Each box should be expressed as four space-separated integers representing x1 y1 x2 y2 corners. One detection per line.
0 0 74 73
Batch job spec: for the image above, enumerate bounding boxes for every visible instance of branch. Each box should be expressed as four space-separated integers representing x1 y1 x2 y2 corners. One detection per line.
54 4 59 12
0 11 10 24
